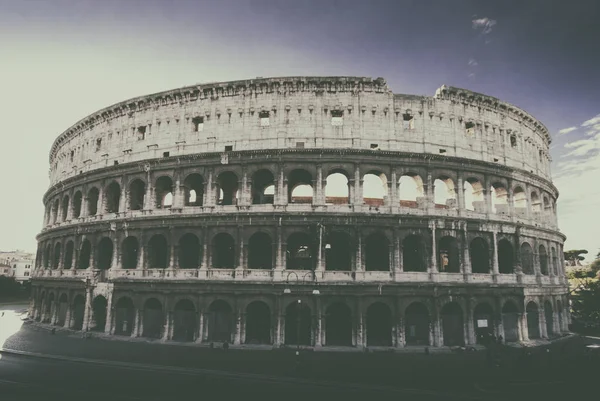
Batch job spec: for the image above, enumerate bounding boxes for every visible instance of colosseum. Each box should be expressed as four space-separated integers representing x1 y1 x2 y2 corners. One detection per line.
30 76 568 349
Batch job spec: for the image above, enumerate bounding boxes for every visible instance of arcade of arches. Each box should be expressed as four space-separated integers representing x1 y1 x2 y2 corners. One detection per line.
31 288 568 348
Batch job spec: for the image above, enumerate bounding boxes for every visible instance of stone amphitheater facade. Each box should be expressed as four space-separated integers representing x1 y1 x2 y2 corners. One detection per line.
30 76 568 348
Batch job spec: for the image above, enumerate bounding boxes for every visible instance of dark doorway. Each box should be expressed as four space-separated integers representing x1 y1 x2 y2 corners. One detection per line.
248 232 272 269
245 301 271 344
502 301 520 342
72 295 85 330
441 302 464 346
325 231 352 271
326 303 353 346
526 302 540 339
97 237 113 270
92 296 108 332
121 237 139 269
498 239 514 273
366 302 392 346
147 235 169 269
114 297 135 336
142 298 164 339
212 233 235 268
403 235 427 272
365 233 390 271
179 233 200 269
286 232 314 270
438 236 460 273
173 299 196 342
473 303 494 344
208 300 233 343
285 301 312 346
405 302 430 345
470 237 490 273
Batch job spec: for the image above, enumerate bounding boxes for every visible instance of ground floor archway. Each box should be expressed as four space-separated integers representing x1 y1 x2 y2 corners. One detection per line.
173 299 196 342
325 303 353 346
526 302 540 339
405 302 430 345
92 296 108 332
285 301 312 346
142 298 164 339
366 302 392 346
502 301 520 342
208 300 233 343
473 303 494 344
441 302 464 346
245 301 271 344
72 295 85 330
114 297 135 336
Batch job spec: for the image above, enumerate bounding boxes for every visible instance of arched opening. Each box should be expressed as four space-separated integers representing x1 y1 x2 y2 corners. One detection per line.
121 236 139 269
45 293 55 323
64 241 74 269
285 301 312 346
72 295 85 330
212 233 235 268
498 239 514 274
526 302 540 339
520 242 534 275
325 172 349 204
52 242 62 269
178 233 200 269
326 302 353 346
551 248 558 275
245 301 271 344
366 302 392 346
57 293 68 326
52 199 59 223
92 296 108 332
470 238 490 273
502 301 520 342
183 173 204 206
114 297 135 336
208 300 233 343
104 181 121 213
441 302 464 346
44 244 51 268
87 187 99 216
544 301 554 337
147 235 169 269
362 171 387 206
543 196 552 218
434 177 456 208
78 240 91 269
248 232 272 269
398 174 424 208
490 184 508 214
216 171 238 206
155 176 173 208
405 302 430 345
72 191 82 218
473 303 494 344
288 169 313 204
513 187 527 209
61 195 70 221
365 232 390 271
539 245 548 275
403 235 427 272
438 236 460 273
251 170 275 205
464 179 484 212
97 237 113 270
325 231 352 271
173 299 196 342
142 298 164 339
128 179 145 211
531 191 541 212
286 232 314 270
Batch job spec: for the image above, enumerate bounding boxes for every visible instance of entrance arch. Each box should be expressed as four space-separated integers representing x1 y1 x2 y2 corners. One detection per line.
173 299 196 342
142 298 164 339
325 303 353 346
441 302 464 346
57 293 68 326
92 296 108 332
72 295 85 330
405 302 430 345
544 301 554 337
473 303 494 344
208 300 233 343
114 297 135 336
502 301 520 342
245 301 271 344
366 302 392 346
526 302 540 339
284 300 312 346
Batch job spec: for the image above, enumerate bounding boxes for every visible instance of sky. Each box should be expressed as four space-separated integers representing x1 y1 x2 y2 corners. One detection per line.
0 0 599 259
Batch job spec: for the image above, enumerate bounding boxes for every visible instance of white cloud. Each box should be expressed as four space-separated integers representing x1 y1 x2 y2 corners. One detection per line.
557 126 577 135
468 58 478 66
472 17 497 34
582 114 600 127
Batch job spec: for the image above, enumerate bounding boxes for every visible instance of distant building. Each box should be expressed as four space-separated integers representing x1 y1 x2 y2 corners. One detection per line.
0 250 35 283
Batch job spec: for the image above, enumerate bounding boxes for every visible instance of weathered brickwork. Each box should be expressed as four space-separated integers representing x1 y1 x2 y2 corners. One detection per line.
31 77 567 349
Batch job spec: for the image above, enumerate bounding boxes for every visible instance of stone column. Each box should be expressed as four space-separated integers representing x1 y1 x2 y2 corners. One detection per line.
169 231 177 269
457 174 465 211
82 286 93 331
355 229 363 272
275 223 284 272
97 184 105 215
539 305 548 339
240 166 249 206
162 310 171 341
205 168 215 207
315 296 323 347
348 178 355 205
137 309 145 337
274 164 284 206
430 223 438 273
237 225 244 271
315 164 324 205
234 307 242 345
520 312 529 341
389 170 398 208
492 231 499 275
173 172 184 208
137 233 146 270
393 228 402 274
64 301 72 329
462 224 472 279
354 164 361 205
465 299 476 345
201 227 209 270
111 233 119 269
431 304 442 347
316 223 324 272
425 171 433 212
118 178 127 213
196 311 204 343
104 291 113 335
356 298 364 348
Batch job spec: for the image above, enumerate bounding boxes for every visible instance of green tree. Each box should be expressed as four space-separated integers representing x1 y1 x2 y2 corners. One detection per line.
564 249 588 266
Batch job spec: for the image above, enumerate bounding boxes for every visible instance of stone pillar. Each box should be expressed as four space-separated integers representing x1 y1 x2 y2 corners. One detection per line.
64 301 72 329
196 311 204 343
520 312 529 341
240 166 249 206
275 223 284 272
111 233 119 269
104 291 113 335
354 164 361 205
173 172 184 208
205 168 215 207
462 224 472 278
316 223 324 272
356 298 364 348
201 227 209 270
430 223 438 273
137 233 146 270
82 286 93 331
425 171 433 212
275 164 285 206
162 310 172 341
539 305 548 339
97 184 105 215
315 164 324 205
315 296 323 347
237 226 244 270
393 228 402 274
169 232 177 269
492 231 499 275
234 307 242 345
389 170 398 208
431 304 442 347
137 309 145 337
355 229 363 272
465 299 476 345
457 174 465 211
118 179 127 213
131 308 139 337
348 178 355 205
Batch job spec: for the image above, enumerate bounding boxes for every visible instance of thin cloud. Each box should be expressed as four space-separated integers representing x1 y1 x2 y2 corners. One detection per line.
557 126 577 135
472 17 497 34
468 58 478 67
582 114 600 127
